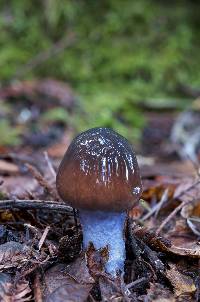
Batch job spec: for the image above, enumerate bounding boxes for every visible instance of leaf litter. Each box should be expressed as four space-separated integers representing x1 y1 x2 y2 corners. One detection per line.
1 80 200 301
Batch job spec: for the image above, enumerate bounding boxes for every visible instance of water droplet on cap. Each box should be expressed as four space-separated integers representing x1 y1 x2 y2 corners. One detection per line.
133 186 141 195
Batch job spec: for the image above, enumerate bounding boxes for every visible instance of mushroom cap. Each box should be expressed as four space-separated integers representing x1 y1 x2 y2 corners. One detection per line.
56 127 142 212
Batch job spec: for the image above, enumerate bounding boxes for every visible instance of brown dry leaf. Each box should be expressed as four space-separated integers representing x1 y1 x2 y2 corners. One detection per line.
173 178 200 202
0 241 32 271
131 223 172 253
43 259 94 301
44 264 75 297
86 243 108 277
142 178 177 203
65 255 94 285
169 240 200 257
181 199 200 219
0 79 75 109
1 175 37 198
46 283 92 302
0 273 32 302
164 218 200 257
141 160 195 179
181 199 200 236
131 222 200 258
99 275 130 302
159 223 200 257
47 130 73 158
0 273 12 296
186 217 200 236
0 160 19 175
6 281 32 302
166 263 196 298
0 210 14 223
144 282 175 302
34 79 75 109
128 204 144 219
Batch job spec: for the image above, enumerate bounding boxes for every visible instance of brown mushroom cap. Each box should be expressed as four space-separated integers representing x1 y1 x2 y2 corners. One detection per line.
56 127 142 212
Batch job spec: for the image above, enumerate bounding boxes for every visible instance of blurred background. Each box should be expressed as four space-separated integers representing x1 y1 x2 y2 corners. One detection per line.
0 0 200 161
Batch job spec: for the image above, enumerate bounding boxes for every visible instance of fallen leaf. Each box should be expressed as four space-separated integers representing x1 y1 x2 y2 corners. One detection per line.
43 258 94 301
181 199 200 236
86 243 108 278
173 179 200 202
144 282 175 302
0 273 32 302
0 79 75 109
169 240 200 257
1 175 38 198
0 160 19 175
0 241 32 270
46 282 92 302
166 263 196 297
99 275 130 302
35 79 75 109
47 130 73 158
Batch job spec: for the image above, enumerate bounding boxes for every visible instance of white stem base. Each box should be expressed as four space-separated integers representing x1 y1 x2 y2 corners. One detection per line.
79 210 126 276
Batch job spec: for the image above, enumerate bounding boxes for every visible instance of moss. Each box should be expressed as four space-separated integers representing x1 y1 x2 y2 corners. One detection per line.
0 120 21 146
0 0 199 141
40 107 71 125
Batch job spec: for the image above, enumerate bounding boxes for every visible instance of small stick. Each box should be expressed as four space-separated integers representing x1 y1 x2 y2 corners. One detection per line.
44 151 56 180
156 199 192 234
38 226 51 250
155 188 169 218
141 188 169 221
125 277 147 292
0 199 73 214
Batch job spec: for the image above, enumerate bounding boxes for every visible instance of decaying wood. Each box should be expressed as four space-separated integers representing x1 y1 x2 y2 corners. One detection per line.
0 199 73 213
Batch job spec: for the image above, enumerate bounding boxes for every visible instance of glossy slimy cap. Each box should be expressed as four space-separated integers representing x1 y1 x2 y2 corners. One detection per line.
56 127 142 212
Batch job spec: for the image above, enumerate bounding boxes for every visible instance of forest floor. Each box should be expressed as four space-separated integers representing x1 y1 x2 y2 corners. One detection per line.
0 80 200 301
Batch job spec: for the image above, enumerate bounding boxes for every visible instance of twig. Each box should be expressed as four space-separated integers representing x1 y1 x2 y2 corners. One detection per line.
44 151 56 180
38 226 51 250
126 277 147 290
33 271 43 302
157 176 200 234
14 33 76 78
24 223 40 236
0 199 73 213
141 188 169 221
156 199 192 235
25 223 58 256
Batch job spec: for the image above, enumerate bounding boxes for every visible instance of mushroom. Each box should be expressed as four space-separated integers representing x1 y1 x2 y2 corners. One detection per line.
56 127 142 276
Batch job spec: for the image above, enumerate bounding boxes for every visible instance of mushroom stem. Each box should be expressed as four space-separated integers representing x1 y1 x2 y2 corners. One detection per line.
79 210 126 276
